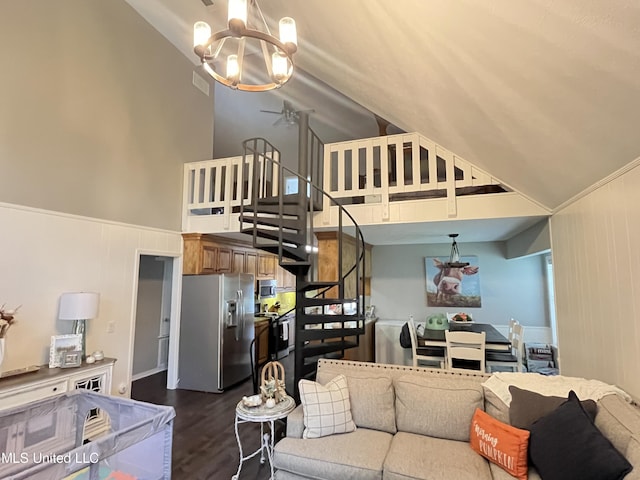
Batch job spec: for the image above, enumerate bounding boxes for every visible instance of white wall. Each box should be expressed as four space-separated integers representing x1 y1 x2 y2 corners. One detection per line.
0 1 213 231
0 1 214 396
550 160 640 400
370 241 549 328
0 203 182 396
506 219 551 259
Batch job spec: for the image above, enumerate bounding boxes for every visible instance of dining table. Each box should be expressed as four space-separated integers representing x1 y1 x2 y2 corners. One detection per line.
418 322 511 352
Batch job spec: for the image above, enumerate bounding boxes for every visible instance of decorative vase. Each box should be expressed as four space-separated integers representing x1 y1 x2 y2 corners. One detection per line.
265 397 276 408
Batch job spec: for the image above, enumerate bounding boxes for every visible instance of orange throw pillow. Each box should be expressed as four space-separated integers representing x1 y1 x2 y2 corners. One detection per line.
470 408 530 480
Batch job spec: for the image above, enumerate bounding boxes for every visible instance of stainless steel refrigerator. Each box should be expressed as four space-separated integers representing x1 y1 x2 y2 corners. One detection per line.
178 273 255 393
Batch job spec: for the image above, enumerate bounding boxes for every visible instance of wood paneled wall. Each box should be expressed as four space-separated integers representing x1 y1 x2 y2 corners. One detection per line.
551 161 640 399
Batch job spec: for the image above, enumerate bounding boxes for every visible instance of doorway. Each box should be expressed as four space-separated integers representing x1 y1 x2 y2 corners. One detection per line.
131 252 182 390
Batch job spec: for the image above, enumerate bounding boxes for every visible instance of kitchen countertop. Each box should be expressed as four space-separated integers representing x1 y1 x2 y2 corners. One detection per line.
254 313 279 322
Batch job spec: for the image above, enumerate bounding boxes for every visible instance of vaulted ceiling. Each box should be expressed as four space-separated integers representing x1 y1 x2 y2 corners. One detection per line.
125 0 640 243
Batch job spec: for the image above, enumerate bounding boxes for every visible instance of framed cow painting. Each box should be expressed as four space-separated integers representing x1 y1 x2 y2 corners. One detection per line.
425 256 482 307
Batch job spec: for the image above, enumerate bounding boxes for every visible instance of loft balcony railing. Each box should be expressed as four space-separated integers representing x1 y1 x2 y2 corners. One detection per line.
182 132 510 232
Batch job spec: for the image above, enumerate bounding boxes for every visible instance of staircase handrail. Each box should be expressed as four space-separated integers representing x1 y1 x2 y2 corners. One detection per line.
241 137 366 312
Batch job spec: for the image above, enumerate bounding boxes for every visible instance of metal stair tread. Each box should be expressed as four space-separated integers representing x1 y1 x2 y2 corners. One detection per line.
298 281 340 292
260 244 309 262
241 203 301 216
298 327 364 341
297 313 365 325
254 194 305 206
238 215 304 231
301 340 359 357
240 227 306 245
298 297 359 307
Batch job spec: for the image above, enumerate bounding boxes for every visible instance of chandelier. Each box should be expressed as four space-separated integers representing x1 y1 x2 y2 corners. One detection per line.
193 0 297 92
444 234 469 268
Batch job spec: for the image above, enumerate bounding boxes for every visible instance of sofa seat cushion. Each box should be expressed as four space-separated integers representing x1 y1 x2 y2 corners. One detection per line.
274 428 393 480
383 432 493 480
274 471 317 480
489 463 542 480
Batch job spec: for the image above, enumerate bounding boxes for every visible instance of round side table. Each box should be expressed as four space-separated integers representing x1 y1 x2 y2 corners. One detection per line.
232 395 296 480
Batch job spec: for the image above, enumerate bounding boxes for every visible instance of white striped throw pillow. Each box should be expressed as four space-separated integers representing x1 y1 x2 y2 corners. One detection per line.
299 374 356 438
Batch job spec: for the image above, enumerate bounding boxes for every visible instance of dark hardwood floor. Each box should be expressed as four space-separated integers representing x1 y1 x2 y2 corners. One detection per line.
131 354 294 480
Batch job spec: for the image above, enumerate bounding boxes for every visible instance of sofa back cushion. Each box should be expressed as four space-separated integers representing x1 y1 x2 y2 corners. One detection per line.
595 394 640 460
394 374 484 441
316 367 397 434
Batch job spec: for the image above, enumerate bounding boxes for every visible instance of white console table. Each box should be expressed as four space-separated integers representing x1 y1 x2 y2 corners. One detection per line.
0 358 115 441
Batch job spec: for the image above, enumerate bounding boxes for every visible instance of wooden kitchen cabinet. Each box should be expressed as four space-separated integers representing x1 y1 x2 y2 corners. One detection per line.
245 251 258 277
276 265 296 291
257 254 277 279
184 234 233 275
182 233 278 279
216 247 232 273
201 244 218 273
316 231 372 298
254 318 270 366
232 250 246 273
200 244 232 274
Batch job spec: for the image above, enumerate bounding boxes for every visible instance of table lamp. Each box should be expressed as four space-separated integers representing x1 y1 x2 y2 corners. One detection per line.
59 292 100 361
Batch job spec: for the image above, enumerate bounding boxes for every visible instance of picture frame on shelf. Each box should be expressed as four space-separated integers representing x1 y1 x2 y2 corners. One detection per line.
49 334 83 368
60 350 82 368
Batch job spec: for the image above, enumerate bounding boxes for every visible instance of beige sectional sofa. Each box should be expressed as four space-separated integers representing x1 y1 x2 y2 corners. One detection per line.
273 359 640 480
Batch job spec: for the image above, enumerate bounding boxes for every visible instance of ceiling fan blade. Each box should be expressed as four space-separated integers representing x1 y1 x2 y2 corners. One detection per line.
273 117 285 127
260 109 283 114
283 100 294 112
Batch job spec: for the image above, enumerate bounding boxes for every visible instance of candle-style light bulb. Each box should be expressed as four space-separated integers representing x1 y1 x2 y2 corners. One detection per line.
227 54 240 81
272 52 288 82
193 21 211 55
279 17 297 54
228 0 247 34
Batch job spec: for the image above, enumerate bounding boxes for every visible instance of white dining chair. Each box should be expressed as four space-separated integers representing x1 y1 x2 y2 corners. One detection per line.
508 318 518 342
408 316 445 368
486 322 524 372
445 330 486 373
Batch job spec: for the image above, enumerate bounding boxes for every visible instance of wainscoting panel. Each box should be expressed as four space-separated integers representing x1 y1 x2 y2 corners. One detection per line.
550 162 640 400
0 202 182 396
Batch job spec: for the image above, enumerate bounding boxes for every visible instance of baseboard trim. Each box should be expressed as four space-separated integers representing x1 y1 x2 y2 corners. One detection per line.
132 366 167 381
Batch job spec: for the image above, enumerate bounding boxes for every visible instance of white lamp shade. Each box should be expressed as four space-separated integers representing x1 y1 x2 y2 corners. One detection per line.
59 292 100 320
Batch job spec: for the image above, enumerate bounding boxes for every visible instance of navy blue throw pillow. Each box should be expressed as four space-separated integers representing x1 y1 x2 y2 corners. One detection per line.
528 390 632 480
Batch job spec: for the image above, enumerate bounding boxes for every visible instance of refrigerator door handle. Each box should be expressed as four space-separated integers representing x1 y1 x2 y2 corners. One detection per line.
236 289 243 341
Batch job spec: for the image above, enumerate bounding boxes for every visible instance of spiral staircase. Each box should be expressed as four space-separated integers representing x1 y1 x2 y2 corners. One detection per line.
239 137 366 398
